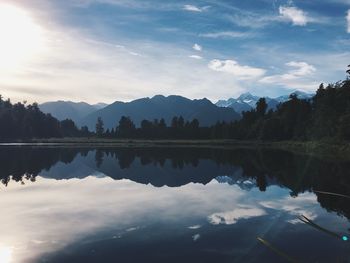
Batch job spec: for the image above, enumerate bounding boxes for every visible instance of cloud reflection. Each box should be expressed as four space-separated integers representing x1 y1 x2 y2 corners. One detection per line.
260 192 319 224
208 206 266 225
0 178 343 263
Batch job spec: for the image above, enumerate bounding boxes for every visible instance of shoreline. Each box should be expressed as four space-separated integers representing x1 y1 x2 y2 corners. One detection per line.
1 138 349 160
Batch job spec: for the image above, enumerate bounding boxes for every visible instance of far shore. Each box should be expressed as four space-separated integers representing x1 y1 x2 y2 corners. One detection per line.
1 138 350 161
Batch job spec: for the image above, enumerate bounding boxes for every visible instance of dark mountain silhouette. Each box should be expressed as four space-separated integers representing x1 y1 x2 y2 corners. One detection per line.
39 101 107 125
81 95 240 129
38 92 313 127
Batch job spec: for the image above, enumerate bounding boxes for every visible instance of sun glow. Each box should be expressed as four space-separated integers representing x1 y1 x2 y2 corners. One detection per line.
0 246 13 263
0 4 45 70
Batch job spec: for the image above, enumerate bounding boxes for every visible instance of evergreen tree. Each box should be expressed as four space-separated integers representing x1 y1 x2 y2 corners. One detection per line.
171 116 178 128
256 98 267 117
95 117 104 137
178 116 185 128
117 116 135 138
159 118 166 128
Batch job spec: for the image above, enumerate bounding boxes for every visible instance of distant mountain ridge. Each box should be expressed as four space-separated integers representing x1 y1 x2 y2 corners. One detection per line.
216 90 313 114
39 101 107 125
39 91 314 130
81 95 240 129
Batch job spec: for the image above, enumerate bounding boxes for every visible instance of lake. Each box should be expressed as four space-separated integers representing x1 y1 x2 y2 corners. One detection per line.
0 146 349 263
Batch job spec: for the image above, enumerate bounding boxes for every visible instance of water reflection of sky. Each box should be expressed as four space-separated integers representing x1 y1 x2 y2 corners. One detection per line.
0 175 349 263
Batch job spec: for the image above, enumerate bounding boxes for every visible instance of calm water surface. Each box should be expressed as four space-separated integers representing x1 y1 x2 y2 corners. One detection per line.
0 146 349 263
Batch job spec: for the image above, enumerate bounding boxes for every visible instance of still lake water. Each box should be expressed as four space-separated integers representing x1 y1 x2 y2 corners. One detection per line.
0 146 349 263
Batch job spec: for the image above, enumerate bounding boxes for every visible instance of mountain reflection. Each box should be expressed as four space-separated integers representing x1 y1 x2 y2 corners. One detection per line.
1 146 350 219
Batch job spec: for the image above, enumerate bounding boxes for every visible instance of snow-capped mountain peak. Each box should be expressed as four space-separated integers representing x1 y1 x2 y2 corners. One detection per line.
216 90 314 114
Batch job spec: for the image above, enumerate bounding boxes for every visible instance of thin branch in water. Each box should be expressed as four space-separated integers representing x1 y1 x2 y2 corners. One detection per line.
298 215 345 240
257 237 299 263
314 190 350 199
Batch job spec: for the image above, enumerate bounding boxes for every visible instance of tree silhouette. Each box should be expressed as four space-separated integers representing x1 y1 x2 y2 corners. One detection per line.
117 116 135 138
256 98 267 117
60 119 79 137
95 117 104 137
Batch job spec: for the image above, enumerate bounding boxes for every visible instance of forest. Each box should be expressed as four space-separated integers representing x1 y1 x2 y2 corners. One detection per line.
1 67 349 141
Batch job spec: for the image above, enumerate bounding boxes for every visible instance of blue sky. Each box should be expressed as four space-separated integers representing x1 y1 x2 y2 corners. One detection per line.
1 0 350 103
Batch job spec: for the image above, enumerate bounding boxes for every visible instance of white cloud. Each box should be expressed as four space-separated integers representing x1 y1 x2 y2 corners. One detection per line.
192 43 202 51
1 23 245 103
347 10 350 33
199 31 251 39
279 6 309 26
260 61 317 91
286 61 316 76
261 61 315 82
208 59 266 79
189 55 203 59
183 4 209 12
225 5 326 29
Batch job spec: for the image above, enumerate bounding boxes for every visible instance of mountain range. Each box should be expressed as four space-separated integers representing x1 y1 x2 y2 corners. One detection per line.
81 95 240 129
216 90 313 114
39 91 314 130
39 101 107 125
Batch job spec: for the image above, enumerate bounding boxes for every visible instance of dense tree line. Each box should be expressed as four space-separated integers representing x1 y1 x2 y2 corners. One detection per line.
0 96 92 140
96 115 203 139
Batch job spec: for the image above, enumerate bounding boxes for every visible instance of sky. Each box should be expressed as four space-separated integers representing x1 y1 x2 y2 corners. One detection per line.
0 0 349 104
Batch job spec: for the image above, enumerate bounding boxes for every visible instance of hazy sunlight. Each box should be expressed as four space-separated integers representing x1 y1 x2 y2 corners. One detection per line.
0 4 45 70
0 246 13 263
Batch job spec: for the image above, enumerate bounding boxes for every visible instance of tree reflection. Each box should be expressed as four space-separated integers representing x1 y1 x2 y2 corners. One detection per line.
0 146 349 219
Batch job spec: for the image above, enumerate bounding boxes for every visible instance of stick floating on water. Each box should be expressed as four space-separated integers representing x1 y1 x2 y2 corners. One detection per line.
257 237 299 263
314 190 350 199
299 215 348 242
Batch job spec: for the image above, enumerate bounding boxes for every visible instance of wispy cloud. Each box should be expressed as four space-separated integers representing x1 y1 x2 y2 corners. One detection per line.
208 59 266 80
199 31 251 39
189 55 203 59
226 5 326 29
225 12 278 29
279 6 309 26
183 4 210 12
192 43 202 51
71 0 175 10
1 23 244 103
260 61 317 91
1 0 348 101
261 61 316 81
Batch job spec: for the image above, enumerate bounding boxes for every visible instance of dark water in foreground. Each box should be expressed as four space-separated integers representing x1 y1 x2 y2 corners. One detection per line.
0 146 349 263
